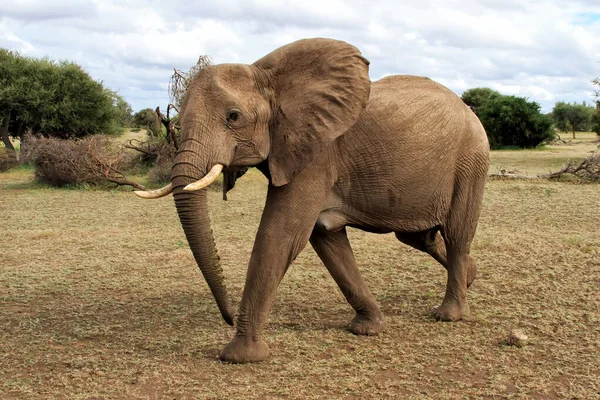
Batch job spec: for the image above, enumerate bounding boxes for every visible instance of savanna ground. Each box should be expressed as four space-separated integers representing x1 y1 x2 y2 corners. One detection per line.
1 132 599 399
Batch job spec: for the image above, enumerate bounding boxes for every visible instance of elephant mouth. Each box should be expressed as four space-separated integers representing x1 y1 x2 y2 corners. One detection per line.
224 165 249 172
230 141 267 166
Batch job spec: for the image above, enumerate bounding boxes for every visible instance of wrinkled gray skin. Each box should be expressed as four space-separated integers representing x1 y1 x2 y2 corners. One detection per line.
167 38 489 363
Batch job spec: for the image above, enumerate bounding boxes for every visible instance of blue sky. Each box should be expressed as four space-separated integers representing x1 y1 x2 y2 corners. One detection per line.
575 12 600 25
1 0 599 113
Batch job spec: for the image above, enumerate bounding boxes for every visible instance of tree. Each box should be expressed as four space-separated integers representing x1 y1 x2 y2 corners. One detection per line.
551 101 594 139
593 77 600 136
133 108 163 138
0 49 29 151
477 94 554 149
0 49 128 154
111 91 134 128
591 101 600 135
461 88 500 110
570 102 594 135
550 101 570 133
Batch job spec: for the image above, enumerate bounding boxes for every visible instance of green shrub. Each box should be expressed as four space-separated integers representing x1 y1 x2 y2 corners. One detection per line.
461 88 500 110
476 95 554 149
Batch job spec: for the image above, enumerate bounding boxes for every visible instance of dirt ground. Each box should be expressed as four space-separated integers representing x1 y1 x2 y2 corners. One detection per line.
1 134 599 399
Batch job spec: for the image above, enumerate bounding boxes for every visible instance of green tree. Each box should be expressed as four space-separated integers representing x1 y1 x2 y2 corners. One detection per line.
461 88 500 110
592 77 600 135
551 101 570 133
551 101 594 139
477 94 554 149
111 91 133 128
0 49 30 151
569 102 594 136
0 49 128 153
133 108 163 138
591 101 600 135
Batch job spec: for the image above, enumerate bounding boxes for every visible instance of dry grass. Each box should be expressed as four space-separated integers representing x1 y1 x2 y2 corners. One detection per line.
1 139 599 399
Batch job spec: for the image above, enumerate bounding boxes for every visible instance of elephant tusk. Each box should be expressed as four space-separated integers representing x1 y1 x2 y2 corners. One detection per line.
134 183 173 199
184 164 224 191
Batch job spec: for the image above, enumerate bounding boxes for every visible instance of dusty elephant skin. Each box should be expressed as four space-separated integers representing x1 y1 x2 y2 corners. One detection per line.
136 38 490 363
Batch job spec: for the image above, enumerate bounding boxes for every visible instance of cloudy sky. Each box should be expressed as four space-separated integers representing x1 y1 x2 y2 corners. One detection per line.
1 0 599 113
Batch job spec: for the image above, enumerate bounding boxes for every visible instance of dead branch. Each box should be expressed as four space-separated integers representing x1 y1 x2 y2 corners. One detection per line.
172 68 186 80
489 153 600 182
85 142 146 190
539 153 600 181
550 134 568 145
155 106 179 150
167 103 180 116
168 55 212 107
103 176 146 190
123 137 176 169
548 134 582 146
123 139 152 155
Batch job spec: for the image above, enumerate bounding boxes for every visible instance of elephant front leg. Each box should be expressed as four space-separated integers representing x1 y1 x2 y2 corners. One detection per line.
219 182 329 363
219 233 301 363
217 237 294 362
310 227 384 336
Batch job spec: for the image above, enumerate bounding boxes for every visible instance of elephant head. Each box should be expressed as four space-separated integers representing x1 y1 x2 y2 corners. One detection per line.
134 38 371 325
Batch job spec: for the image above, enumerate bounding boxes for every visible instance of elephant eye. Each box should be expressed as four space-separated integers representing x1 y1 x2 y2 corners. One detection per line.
227 109 241 122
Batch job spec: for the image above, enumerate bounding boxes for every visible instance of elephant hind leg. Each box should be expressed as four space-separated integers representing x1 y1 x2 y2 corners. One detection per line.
433 167 487 322
395 228 476 288
395 228 447 267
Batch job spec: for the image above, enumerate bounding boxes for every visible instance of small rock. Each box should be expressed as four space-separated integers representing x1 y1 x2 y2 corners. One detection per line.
507 329 528 347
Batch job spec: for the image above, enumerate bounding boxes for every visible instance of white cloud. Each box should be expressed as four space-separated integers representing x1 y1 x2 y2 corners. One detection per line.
0 0 599 112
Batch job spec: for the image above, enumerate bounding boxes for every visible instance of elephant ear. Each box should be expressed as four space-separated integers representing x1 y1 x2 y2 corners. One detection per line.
254 38 371 186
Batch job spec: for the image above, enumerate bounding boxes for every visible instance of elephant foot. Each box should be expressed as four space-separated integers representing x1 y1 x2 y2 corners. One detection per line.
431 299 470 322
348 311 385 336
219 335 270 364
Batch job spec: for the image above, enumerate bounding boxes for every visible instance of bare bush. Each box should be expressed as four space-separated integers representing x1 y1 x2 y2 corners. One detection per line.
169 55 211 107
26 135 144 189
0 148 18 172
124 138 176 168
147 161 172 185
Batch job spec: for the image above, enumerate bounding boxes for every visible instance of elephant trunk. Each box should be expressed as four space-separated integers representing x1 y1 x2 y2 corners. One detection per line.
171 156 234 326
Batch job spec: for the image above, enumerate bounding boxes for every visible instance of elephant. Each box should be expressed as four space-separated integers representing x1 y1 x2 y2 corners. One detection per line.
135 38 490 363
